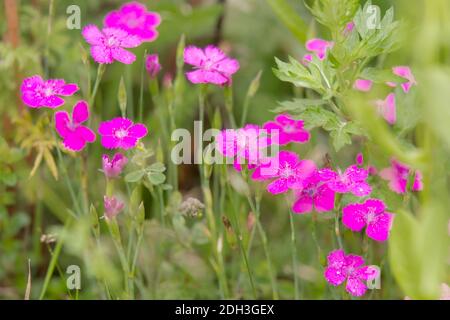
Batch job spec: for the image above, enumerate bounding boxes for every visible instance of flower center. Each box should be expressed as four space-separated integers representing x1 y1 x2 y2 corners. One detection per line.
43 87 54 97
114 129 128 139
280 164 294 178
106 36 119 47
283 124 296 133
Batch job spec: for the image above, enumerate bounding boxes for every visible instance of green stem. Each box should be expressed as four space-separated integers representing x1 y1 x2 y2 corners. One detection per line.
224 85 237 128
39 217 72 300
289 209 300 299
89 64 106 107
246 194 279 299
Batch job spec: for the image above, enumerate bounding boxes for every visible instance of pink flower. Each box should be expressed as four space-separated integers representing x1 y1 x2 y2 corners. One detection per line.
342 198 394 241
388 66 417 93
98 117 148 150
375 93 396 125
21 75 78 108
216 124 271 171
251 151 316 194
292 169 336 214
82 25 142 64
324 249 379 297
326 165 372 197
102 153 128 178
379 159 423 194
145 54 161 78
305 38 334 61
104 195 124 220
263 114 310 145
184 45 240 85
356 153 364 166
54 101 96 151
344 22 355 34
353 79 373 92
104 1 161 42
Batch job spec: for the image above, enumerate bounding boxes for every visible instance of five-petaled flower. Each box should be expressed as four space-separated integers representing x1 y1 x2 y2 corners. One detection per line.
104 1 161 42
263 114 310 145
342 198 394 242
379 159 423 194
54 101 96 152
184 45 240 85
104 195 125 220
251 151 316 195
324 249 379 297
102 153 128 178
82 25 142 64
292 169 336 214
21 75 79 108
98 117 148 150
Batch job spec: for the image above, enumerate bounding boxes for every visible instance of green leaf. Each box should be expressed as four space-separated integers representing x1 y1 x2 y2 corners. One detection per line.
148 162 166 173
389 207 449 299
125 170 145 183
273 57 324 92
271 98 327 114
118 76 127 118
148 172 166 185
265 0 308 43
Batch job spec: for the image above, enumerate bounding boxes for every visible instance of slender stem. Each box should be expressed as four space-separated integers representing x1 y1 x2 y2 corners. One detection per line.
198 85 229 298
224 85 237 128
39 217 72 300
225 179 257 298
334 210 344 250
139 51 146 122
289 209 300 299
89 64 106 107
157 187 165 227
246 194 278 299
44 0 55 78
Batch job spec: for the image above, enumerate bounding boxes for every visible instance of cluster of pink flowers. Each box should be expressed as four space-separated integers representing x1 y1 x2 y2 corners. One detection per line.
21 74 148 153
82 2 161 65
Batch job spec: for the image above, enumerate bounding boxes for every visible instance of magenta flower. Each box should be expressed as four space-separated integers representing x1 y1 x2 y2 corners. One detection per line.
216 124 271 171
98 117 148 150
326 165 372 197
342 198 394 242
379 159 423 194
104 1 161 42
374 93 396 125
251 151 316 194
82 25 142 64
145 54 161 78
387 66 417 93
344 22 355 34
305 38 334 61
102 153 128 178
292 170 335 214
324 249 379 297
54 101 96 152
353 79 373 92
21 75 78 109
104 195 125 220
184 45 240 85
263 114 310 145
